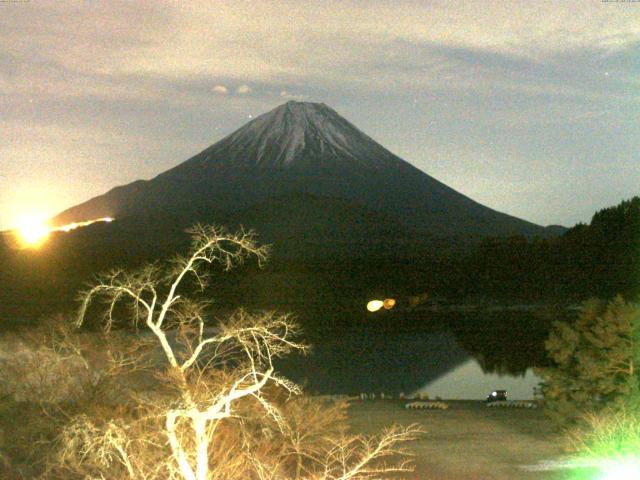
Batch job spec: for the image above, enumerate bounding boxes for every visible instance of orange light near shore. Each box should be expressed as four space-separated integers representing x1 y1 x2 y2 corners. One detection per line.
367 298 397 312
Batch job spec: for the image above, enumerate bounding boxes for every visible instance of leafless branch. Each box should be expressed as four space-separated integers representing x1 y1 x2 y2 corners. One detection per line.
50 225 421 480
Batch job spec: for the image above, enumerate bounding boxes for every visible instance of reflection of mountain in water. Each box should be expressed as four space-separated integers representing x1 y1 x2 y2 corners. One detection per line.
275 309 558 397
416 359 542 400
448 310 558 376
277 331 469 395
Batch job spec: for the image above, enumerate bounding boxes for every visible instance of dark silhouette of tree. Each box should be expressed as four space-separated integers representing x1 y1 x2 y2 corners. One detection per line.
461 196 639 303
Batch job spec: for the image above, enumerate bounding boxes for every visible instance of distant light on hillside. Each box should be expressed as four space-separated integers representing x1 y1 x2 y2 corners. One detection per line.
11 216 115 249
56 217 114 232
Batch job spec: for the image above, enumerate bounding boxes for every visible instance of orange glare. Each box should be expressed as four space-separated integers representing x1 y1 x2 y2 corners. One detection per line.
383 298 396 310
10 215 115 249
16 216 50 247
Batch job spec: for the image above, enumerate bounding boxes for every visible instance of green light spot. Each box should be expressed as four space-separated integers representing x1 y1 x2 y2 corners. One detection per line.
598 459 640 480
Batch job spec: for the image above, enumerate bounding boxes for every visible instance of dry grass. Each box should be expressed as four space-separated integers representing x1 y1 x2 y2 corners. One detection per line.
348 400 563 480
0 314 422 479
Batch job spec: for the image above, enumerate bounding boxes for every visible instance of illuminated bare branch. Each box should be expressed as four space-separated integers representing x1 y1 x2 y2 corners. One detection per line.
54 225 421 480
318 425 422 480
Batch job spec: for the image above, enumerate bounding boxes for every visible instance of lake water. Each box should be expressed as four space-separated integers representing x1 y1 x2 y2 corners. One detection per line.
415 359 541 400
275 308 561 400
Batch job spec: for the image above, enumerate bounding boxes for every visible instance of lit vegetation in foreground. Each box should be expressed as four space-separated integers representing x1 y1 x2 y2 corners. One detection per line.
537 295 640 479
536 296 640 427
1 225 420 479
562 405 640 479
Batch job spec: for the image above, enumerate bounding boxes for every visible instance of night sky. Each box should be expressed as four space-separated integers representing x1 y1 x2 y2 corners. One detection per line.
2 0 639 230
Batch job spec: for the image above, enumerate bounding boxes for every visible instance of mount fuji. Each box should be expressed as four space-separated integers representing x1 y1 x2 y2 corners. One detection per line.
53 101 552 239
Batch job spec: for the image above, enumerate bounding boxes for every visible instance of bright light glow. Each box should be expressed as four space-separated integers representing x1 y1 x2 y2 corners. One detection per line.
15 215 50 247
56 217 114 232
11 215 115 248
383 298 396 310
367 298 396 312
599 460 640 480
367 300 384 312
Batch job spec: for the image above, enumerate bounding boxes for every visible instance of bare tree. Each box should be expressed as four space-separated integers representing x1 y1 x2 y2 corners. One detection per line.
52 224 420 480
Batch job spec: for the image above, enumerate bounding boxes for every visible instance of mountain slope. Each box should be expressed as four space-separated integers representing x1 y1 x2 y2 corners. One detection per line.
53 101 552 237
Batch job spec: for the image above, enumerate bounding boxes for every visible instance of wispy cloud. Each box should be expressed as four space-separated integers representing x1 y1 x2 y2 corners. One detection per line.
212 84 228 94
280 90 307 100
2 1 638 102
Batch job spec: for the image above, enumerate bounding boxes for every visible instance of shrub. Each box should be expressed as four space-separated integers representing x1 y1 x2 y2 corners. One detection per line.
536 296 640 427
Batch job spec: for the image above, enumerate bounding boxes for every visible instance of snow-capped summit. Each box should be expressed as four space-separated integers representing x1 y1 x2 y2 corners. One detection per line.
169 101 404 172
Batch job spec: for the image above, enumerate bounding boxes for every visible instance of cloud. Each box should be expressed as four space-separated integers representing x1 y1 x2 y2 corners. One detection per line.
2 1 638 101
86 0 639 87
212 84 228 94
280 90 307 100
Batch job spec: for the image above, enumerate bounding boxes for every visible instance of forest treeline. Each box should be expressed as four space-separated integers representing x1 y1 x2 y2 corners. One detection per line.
0 197 637 325
278 196 640 313
455 196 639 303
